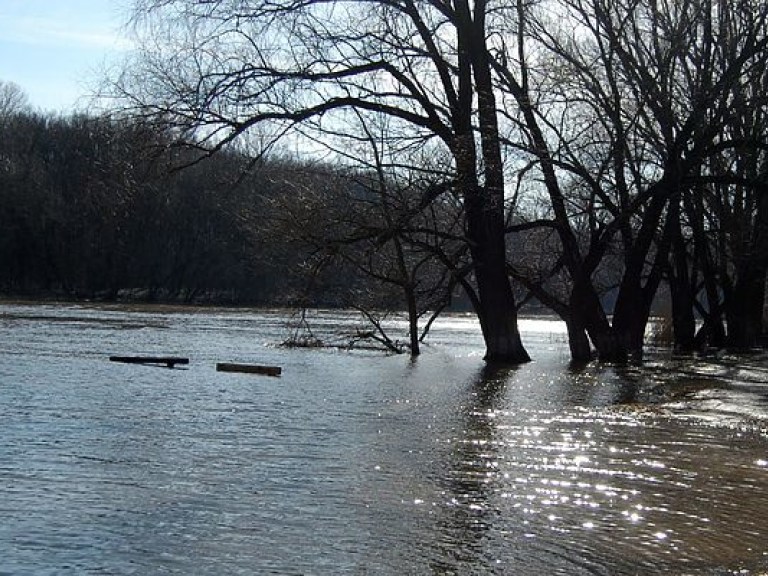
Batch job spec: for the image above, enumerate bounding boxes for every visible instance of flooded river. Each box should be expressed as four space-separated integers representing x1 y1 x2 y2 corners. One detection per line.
1 302 767 575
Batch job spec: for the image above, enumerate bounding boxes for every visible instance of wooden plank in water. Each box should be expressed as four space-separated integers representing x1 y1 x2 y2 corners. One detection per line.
216 362 282 377
109 356 189 368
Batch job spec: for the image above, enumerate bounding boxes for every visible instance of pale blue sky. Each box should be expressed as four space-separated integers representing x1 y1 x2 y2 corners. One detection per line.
0 0 132 113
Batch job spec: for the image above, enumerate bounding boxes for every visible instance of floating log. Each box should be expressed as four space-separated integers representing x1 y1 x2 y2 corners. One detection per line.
109 356 189 368
216 362 282 377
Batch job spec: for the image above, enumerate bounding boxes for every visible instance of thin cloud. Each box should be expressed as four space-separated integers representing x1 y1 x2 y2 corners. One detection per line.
0 14 131 51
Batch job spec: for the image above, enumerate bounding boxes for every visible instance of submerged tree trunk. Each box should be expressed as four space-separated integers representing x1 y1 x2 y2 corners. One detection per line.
457 149 529 363
668 198 697 351
726 267 767 349
508 265 591 362
454 0 529 364
689 193 727 348
405 287 421 356
669 278 698 351
565 279 613 362
565 318 592 363
668 250 697 351
473 256 530 362
462 156 529 363
610 181 677 362
726 183 768 349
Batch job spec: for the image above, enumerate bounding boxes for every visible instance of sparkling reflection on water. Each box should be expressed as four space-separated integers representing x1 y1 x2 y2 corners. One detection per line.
1 303 767 575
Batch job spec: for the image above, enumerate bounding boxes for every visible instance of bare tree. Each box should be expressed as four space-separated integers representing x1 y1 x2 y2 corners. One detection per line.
685 0 768 349
0 81 29 123
494 0 768 360
114 0 530 362
261 148 464 356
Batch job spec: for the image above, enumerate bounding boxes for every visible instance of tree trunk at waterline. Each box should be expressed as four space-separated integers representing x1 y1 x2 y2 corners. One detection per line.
474 267 530 363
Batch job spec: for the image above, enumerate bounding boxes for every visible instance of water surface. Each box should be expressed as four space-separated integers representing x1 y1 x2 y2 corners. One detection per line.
1 303 767 574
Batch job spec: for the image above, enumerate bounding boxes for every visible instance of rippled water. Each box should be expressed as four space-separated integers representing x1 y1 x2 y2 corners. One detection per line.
1 302 767 575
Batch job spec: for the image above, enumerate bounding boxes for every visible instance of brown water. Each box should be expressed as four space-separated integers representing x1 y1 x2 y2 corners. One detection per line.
1 303 767 575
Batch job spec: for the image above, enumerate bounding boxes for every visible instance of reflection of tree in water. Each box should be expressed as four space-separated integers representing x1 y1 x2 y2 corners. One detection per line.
429 364 513 575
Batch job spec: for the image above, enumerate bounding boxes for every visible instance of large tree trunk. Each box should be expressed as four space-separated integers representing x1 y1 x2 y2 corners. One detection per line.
462 163 529 362
508 265 591 362
668 198 697 351
472 251 530 362
565 318 592 363
726 266 767 348
610 266 666 363
612 304 650 362
691 211 727 348
454 145 529 363
668 257 697 352
567 278 619 362
610 180 677 361
454 0 529 364
726 183 768 348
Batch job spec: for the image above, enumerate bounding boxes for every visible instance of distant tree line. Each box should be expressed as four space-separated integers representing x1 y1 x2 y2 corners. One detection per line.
0 101 304 304
0 93 447 315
